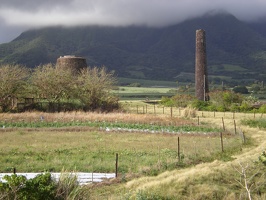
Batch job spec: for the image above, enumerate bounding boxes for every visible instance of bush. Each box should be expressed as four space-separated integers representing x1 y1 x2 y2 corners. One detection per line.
0 173 56 200
233 86 249 94
170 94 196 107
259 151 266 166
191 100 209 110
0 172 88 200
259 104 266 113
160 96 175 107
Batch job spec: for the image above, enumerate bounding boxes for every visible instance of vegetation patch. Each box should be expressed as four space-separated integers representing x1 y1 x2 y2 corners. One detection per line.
241 118 266 129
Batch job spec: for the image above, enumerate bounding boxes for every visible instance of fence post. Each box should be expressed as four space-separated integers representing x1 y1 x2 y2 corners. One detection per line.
234 120 237 135
146 105 148 113
13 167 16 174
198 116 200 125
115 153 118 178
222 117 225 131
220 132 224 152
163 107 164 114
178 137 180 162
137 105 138 114
154 105 156 114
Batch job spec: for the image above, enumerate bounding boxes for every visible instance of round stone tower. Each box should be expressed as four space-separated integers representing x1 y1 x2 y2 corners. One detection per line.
56 55 87 73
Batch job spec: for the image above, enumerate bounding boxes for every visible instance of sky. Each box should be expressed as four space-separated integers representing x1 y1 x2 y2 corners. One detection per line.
0 0 266 44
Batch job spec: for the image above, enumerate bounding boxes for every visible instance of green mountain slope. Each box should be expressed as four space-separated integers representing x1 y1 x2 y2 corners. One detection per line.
0 13 266 82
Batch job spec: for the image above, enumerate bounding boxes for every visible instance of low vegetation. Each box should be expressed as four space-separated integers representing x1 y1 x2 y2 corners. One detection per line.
161 90 266 113
0 172 88 200
0 110 257 199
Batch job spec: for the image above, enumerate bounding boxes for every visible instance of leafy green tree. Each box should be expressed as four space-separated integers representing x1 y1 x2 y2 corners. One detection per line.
233 86 249 94
31 64 74 103
208 90 244 111
0 64 29 112
76 67 118 111
250 84 260 94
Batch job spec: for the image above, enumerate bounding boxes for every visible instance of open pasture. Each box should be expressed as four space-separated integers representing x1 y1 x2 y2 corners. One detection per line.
0 111 242 175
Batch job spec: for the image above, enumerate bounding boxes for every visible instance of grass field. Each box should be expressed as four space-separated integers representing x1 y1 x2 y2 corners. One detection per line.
0 107 265 199
113 86 177 100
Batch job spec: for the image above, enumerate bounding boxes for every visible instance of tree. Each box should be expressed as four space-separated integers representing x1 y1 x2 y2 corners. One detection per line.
0 64 29 111
76 66 118 110
31 64 74 103
233 86 249 94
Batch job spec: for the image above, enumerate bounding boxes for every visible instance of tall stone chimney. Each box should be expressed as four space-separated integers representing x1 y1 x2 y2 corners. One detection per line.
195 29 209 101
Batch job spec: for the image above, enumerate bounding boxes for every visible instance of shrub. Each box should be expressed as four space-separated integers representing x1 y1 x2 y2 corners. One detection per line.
171 94 196 107
259 104 266 113
0 172 88 200
239 102 252 112
160 96 175 107
233 86 249 94
259 151 266 166
191 100 209 110
0 173 56 200
209 90 244 112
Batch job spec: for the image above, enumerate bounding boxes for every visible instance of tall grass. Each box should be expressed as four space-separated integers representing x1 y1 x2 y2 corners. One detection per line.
0 129 241 174
0 110 254 199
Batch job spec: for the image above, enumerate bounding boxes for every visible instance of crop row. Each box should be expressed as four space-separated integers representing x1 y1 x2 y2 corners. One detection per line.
0 121 221 133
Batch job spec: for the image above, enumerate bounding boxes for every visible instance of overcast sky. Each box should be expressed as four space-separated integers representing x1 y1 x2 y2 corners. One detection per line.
0 0 266 44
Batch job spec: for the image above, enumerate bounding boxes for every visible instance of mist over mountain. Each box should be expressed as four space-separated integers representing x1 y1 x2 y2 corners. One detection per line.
0 13 265 83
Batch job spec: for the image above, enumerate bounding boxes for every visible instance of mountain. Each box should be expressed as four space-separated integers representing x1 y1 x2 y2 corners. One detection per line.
0 13 266 83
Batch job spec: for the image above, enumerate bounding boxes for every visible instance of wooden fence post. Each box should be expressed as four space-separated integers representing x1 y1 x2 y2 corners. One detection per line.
178 137 181 162
137 105 138 114
220 132 224 152
115 153 118 178
146 105 148 113
171 107 173 118
234 120 237 135
198 116 200 125
222 117 225 131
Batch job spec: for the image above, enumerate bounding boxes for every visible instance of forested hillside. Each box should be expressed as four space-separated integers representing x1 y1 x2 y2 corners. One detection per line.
0 13 266 83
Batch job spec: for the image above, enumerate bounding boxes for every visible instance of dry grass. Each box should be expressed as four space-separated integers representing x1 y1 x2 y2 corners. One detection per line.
113 111 266 199
0 111 192 126
0 108 260 199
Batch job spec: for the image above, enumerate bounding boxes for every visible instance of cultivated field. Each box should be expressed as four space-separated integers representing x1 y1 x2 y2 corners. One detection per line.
0 107 265 199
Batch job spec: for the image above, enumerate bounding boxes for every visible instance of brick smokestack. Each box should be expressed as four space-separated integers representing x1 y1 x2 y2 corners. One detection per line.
195 29 209 101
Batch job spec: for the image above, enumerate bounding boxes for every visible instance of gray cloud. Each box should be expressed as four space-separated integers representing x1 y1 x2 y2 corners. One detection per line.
0 0 266 43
